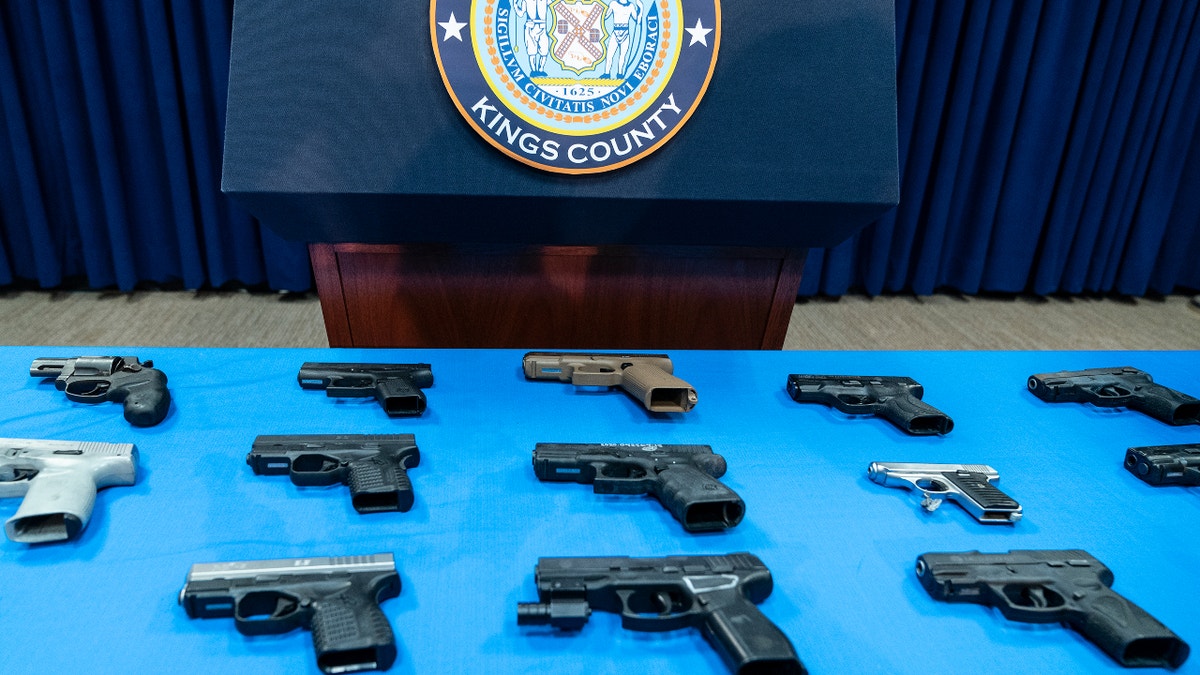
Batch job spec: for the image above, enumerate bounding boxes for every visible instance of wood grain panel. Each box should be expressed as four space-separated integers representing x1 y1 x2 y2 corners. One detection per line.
312 244 804 349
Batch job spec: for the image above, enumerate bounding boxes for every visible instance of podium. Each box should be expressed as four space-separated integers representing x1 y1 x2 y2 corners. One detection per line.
223 1 898 348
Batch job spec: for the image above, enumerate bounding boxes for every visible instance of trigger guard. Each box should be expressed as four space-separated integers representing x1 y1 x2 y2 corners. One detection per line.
615 590 690 633
232 591 306 636
64 380 110 400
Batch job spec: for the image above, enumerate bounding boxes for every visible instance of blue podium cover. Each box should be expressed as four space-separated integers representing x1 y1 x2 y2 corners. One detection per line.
1 347 1197 674
222 1 898 247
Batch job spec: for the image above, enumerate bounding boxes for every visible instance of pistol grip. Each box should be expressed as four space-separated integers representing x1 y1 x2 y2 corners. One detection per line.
1070 588 1190 668
619 363 697 413
119 378 171 426
656 465 744 531
348 456 414 512
700 591 806 675
375 379 427 417
941 471 1021 523
5 470 97 543
311 593 398 674
878 395 953 435
1129 383 1200 425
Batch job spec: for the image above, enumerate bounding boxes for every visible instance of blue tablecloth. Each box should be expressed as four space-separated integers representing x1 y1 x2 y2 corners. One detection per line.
1 347 1197 674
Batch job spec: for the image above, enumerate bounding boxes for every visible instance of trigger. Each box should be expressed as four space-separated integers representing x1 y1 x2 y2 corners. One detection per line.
0 467 37 482
1024 586 1049 608
654 592 673 614
920 493 943 512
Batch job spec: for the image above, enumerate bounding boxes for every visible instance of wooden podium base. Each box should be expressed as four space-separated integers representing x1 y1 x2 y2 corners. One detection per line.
310 243 806 349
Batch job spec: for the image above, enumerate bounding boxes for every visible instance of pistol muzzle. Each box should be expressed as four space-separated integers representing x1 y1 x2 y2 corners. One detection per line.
29 357 70 378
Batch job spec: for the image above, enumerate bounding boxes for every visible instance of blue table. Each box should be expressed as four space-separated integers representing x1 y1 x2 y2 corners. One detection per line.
2 347 1197 674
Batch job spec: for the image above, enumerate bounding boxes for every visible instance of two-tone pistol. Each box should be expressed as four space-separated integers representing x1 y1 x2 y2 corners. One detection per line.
180 553 401 674
868 462 1021 523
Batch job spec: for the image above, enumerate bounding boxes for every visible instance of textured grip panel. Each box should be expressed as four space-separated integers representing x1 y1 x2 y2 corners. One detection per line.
1128 383 1200 426
311 595 397 674
348 457 413 512
656 465 744 532
879 395 953 435
1071 588 1190 668
943 472 1018 510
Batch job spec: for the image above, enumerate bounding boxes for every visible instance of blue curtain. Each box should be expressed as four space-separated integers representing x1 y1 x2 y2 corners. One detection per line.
0 1 310 291
3 2 1197 295
802 0 1200 296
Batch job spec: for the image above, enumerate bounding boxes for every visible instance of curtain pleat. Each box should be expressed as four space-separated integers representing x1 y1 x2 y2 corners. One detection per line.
1 4 64 287
0 0 310 292
803 0 1200 296
2 2 1197 295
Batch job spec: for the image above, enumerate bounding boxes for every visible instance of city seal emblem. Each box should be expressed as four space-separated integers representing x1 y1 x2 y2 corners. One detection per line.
431 0 720 174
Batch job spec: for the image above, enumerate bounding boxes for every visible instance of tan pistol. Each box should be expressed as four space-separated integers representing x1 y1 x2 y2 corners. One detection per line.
522 352 698 413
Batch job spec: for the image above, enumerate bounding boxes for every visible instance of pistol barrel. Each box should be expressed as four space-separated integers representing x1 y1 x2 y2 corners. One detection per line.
29 357 70 377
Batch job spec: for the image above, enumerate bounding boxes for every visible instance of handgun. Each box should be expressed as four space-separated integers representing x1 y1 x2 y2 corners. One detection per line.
915 549 1189 668
867 462 1021 523
30 356 171 426
785 374 953 435
179 553 401 674
522 352 697 413
1124 443 1200 486
1028 366 1200 426
0 437 137 543
298 362 433 417
532 443 744 531
517 553 805 675
248 434 421 512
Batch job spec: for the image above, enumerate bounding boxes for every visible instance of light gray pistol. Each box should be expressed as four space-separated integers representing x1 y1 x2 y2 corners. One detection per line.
0 437 137 543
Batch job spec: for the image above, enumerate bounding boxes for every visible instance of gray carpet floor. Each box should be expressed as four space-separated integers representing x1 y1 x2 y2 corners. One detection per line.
1 289 1197 350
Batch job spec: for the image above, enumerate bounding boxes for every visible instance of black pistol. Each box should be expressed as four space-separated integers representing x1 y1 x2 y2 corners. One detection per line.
916 549 1189 668
1124 443 1200 486
785 374 953 435
518 553 805 675
532 443 744 531
30 356 170 426
1028 366 1200 425
248 434 421 512
180 553 401 674
298 362 433 417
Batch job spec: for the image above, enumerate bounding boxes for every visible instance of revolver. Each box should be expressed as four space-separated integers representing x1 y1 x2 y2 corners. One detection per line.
0 437 137 543
517 553 805 675
1028 366 1200 425
522 352 697 413
532 443 744 531
179 552 401 674
785 374 953 435
30 356 171 426
867 462 1021 523
916 549 1189 668
248 434 421 512
1124 443 1200 486
298 362 433 417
